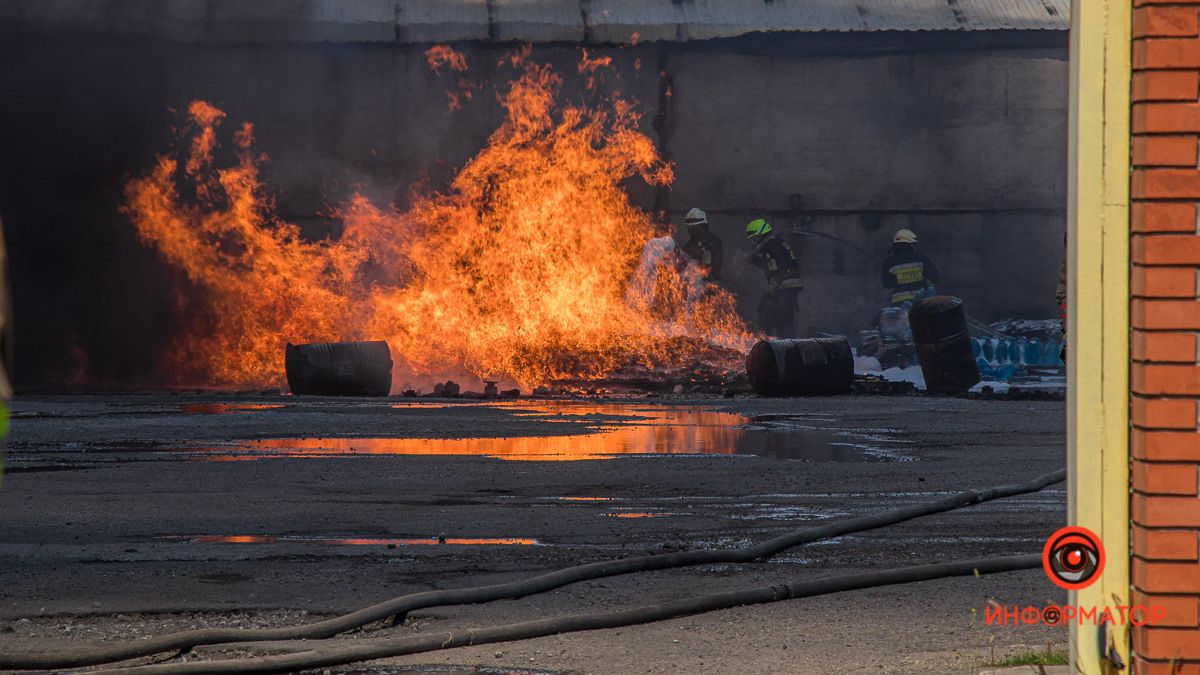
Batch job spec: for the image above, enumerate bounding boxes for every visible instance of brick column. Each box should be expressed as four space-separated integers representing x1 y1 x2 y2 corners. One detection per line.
1131 2 1200 672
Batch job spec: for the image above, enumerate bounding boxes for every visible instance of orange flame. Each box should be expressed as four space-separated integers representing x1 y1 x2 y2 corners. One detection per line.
578 49 613 73
124 56 753 390
578 48 613 90
425 44 469 73
426 45 476 110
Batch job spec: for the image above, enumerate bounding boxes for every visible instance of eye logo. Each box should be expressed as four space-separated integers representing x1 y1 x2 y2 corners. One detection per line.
1042 526 1105 590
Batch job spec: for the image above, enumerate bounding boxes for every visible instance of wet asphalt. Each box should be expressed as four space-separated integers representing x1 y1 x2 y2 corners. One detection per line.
0 394 1068 674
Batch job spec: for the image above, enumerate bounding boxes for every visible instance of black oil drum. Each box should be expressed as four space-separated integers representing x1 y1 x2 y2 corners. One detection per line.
285 341 393 397
908 296 980 394
746 338 854 397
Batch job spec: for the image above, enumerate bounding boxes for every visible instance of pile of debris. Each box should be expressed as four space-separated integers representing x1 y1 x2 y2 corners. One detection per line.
398 380 522 399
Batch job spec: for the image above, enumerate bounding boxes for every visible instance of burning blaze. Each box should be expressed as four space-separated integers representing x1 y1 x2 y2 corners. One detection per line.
124 55 753 391
578 48 613 90
425 44 468 73
425 45 475 110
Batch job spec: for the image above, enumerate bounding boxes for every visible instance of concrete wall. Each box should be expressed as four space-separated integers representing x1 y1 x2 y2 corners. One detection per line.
0 31 1068 388
663 43 1068 333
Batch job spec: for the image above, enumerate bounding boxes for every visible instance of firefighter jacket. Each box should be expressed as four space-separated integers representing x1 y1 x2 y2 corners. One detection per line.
751 234 802 290
681 231 724 281
881 244 940 293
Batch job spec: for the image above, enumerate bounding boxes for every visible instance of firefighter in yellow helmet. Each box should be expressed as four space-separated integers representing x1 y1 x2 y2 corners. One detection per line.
680 207 723 281
881 229 939 306
746 218 802 337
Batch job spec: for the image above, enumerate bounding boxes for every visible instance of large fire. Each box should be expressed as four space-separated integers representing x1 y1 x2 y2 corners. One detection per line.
123 52 753 391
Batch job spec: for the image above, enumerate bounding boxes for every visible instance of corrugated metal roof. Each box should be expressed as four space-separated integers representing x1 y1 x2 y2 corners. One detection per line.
0 0 1070 43
587 0 1069 42
493 0 585 42
396 0 491 42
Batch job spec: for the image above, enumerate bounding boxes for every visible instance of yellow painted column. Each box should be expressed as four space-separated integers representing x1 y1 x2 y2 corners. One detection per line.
1068 0 1131 672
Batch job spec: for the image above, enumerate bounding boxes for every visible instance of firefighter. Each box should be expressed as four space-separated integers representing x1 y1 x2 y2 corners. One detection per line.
881 229 940 306
680 207 723 281
746 218 803 337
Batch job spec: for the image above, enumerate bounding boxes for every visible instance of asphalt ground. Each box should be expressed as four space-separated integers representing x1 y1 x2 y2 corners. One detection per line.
0 394 1068 673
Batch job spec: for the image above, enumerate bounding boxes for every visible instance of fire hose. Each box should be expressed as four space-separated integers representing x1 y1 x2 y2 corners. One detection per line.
97 554 1042 675
0 467 1065 671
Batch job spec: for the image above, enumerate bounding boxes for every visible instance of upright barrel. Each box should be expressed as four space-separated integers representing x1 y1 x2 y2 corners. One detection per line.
285 341 393 397
746 338 853 397
909 296 980 394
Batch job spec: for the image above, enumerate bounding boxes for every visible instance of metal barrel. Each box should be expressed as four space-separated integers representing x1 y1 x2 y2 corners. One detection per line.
285 341 393 397
745 337 854 396
909 296 980 394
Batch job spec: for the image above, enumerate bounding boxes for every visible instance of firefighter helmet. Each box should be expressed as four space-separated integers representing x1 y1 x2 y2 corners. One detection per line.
746 218 773 239
684 207 708 226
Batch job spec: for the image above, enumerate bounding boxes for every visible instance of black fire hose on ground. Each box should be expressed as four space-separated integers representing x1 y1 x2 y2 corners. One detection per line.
98 554 1043 675
0 469 1065 670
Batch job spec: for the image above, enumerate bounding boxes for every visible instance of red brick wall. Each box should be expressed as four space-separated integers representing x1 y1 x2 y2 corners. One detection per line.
1131 2 1200 672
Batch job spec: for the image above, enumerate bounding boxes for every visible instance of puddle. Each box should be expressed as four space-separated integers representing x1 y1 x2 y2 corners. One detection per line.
726 505 842 521
390 402 485 409
180 403 285 415
550 496 842 523
173 535 539 546
197 404 908 462
1 464 95 473
9 402 911 466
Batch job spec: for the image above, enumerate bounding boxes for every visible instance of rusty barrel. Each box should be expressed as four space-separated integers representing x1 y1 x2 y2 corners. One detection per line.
746 338 853 396
285 341 393 397
909 296 980 394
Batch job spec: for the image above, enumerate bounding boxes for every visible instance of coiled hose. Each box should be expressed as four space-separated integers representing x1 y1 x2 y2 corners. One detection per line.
0 468 1064 670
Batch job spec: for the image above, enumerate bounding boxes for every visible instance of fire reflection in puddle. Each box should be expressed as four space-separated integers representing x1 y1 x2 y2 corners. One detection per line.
202 404 746 461
181 403 286 415
177 535 539 546
10 402 910 466
196 403 908 462
390 402 482 408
